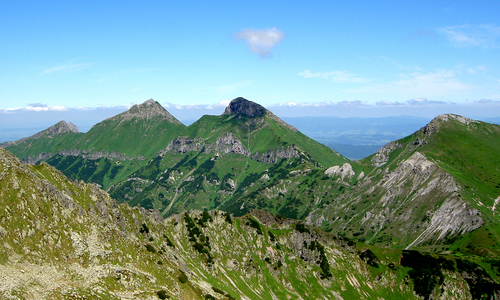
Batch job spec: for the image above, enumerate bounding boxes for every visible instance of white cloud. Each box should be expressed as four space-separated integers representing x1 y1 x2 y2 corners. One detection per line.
437 24 500 48
3 103 68 112
298 70 367 83
235 27 285 58
43 62 96 74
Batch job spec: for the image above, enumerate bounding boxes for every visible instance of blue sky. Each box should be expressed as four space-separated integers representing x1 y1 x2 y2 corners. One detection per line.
1 0 500 125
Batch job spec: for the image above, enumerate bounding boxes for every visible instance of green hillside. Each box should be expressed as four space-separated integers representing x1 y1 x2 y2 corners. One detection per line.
1 146 499 299
297 114 500 253
3 99 186 189
108 97 349 217
0 120 82 162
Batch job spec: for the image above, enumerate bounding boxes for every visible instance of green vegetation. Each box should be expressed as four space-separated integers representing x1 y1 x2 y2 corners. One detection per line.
156 290 170 299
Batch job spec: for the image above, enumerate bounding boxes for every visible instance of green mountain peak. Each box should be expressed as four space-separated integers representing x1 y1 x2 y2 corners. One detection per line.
106 98 181 125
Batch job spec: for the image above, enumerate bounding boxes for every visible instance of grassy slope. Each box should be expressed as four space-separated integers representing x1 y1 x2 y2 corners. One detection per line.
74 115 185 157
109 112 349 217
341 115 500 252
3 130 82 159
414 117 500 254
2 146 500 299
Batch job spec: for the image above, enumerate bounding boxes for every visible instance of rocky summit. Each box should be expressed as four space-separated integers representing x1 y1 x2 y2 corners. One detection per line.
107 98 181 124
223 97 266 118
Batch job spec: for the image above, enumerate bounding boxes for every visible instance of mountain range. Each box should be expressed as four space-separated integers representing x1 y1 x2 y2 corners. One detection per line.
2 97 500 298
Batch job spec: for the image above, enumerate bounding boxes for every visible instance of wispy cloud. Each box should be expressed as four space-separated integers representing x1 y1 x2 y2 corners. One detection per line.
375 98 456 107
467 65 487 74
276 100 369 108
299 70 367 83
98 68 160 82
194 80 253 94
235 27 285 58
437 24 500 48
273 98 455 110
216 80 253 94
163 100 231 111
43 62 97 74
347 69 474 97
476 99 498 104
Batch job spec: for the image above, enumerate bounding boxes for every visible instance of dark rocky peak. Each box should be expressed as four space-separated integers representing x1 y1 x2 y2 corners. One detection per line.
113 99 181 124
223 97 267 118
223 97 298 132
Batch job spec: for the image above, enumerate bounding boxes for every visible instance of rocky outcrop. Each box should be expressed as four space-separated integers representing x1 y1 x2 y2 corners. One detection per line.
207 133 250 155
161 132 297 164
161 137 204 154
325 163 355 180
371 141 401 167
252 145 299 164
363 152 482 247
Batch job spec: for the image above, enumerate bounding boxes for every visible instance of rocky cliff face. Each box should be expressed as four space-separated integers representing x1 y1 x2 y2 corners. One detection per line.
160 132 299 163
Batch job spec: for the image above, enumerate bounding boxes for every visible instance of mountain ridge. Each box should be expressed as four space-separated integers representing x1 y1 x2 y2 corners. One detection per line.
3 101 500 255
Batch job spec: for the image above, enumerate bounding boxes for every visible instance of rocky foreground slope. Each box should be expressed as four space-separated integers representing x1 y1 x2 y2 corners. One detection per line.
2 147 500 299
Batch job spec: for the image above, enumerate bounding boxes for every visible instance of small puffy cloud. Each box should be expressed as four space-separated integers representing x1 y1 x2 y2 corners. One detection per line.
299 70 367 83
437 24 500 48
235 27 285 58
